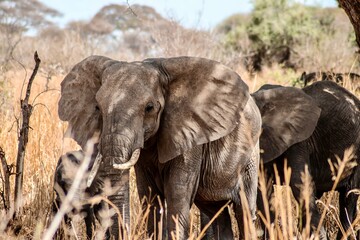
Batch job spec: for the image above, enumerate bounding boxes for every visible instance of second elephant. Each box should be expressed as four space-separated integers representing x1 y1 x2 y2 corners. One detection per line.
254 81 360 239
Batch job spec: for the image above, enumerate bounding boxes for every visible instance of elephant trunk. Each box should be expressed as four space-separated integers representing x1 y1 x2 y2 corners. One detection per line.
98 132 142 238
98 162 130 239
98 136 129 239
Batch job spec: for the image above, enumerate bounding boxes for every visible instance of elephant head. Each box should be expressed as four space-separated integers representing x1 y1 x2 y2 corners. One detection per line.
58 55 250 237
251 84 322 163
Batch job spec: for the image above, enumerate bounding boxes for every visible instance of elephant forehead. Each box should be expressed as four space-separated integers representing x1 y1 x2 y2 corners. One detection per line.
103 63 159 87
108 91 127 114
98 65 160 112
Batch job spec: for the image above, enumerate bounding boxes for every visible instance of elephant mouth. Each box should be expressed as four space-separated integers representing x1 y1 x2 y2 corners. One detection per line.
86 148 141 187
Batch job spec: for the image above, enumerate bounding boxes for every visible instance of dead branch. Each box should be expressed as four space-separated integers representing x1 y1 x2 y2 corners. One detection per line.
0 147 10 210
14 51 41 214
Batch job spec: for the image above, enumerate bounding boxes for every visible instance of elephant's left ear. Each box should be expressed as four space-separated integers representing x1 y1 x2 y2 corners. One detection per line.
145 57 250 163
252 85 321 163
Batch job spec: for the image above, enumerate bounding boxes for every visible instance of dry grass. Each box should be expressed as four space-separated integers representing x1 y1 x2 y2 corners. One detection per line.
0 13 359 239
0 61 358 239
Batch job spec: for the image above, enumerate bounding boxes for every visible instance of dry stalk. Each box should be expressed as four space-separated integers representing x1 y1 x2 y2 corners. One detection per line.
157 196 164 240
316 146 357 238
99 196 127 240
170 215 180 240
257 162 275 239
283 161 294 240
239 189 258 239
196 200 230 240
299 165 313 239
273 164 289 240
129 199 151 239
342 213 360 239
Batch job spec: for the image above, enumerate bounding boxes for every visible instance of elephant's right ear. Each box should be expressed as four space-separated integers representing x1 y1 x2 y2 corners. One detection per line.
58 56 118 149
252 85 321 163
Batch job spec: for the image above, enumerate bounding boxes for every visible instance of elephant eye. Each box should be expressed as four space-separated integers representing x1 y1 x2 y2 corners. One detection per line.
95 105 100 111
145 102 154 113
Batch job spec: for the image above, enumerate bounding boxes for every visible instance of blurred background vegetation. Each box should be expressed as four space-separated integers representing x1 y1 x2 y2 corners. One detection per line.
0 0 358 72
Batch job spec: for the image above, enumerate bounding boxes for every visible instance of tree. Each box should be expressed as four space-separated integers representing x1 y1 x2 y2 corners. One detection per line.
218 0 336 71
337 0 360 50
0 0 61 63
87 4 166 34
245 0 333 71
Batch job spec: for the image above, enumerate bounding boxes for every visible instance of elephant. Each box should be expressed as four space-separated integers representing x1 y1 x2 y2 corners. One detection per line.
57 55 320 239
52 151 108 239
299 71 360 93
253 81 360 239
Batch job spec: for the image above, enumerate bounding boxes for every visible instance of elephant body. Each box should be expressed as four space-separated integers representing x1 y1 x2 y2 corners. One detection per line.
134 97 261 239
300 71 360 94
53 151 107 239
58 55 320 239
254 81 360 239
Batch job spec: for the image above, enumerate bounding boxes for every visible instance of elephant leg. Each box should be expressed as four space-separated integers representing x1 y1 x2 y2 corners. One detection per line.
200 211 214 240
145 195 165 238
257 185 275 240
84 206 96 240
337 170 360 240
289 164 327 240
233 185 258 239
197 202 233 240
283 145 326 238
134 165 165 238
292 182 327 240
163 155 201 239
233 160 259 239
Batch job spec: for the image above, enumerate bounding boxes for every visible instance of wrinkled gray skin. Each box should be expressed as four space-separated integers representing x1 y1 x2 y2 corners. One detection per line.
53 151 108 240
254 81 360 240
58 56 318 239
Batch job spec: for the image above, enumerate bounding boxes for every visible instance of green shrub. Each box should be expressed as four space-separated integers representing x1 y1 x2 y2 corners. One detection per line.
219 0 336 71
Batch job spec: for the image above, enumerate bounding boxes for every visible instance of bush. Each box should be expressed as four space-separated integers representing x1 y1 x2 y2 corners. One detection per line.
219 0 337 71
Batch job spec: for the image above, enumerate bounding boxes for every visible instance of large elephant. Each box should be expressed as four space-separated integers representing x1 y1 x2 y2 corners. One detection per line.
253 81 360 239
58 55 318 239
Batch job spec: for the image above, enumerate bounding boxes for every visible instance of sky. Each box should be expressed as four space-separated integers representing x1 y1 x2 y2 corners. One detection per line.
39 0 338 30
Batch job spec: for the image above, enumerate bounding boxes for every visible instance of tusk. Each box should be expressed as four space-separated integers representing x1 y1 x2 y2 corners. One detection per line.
113 148 141 170
87 152 102 187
